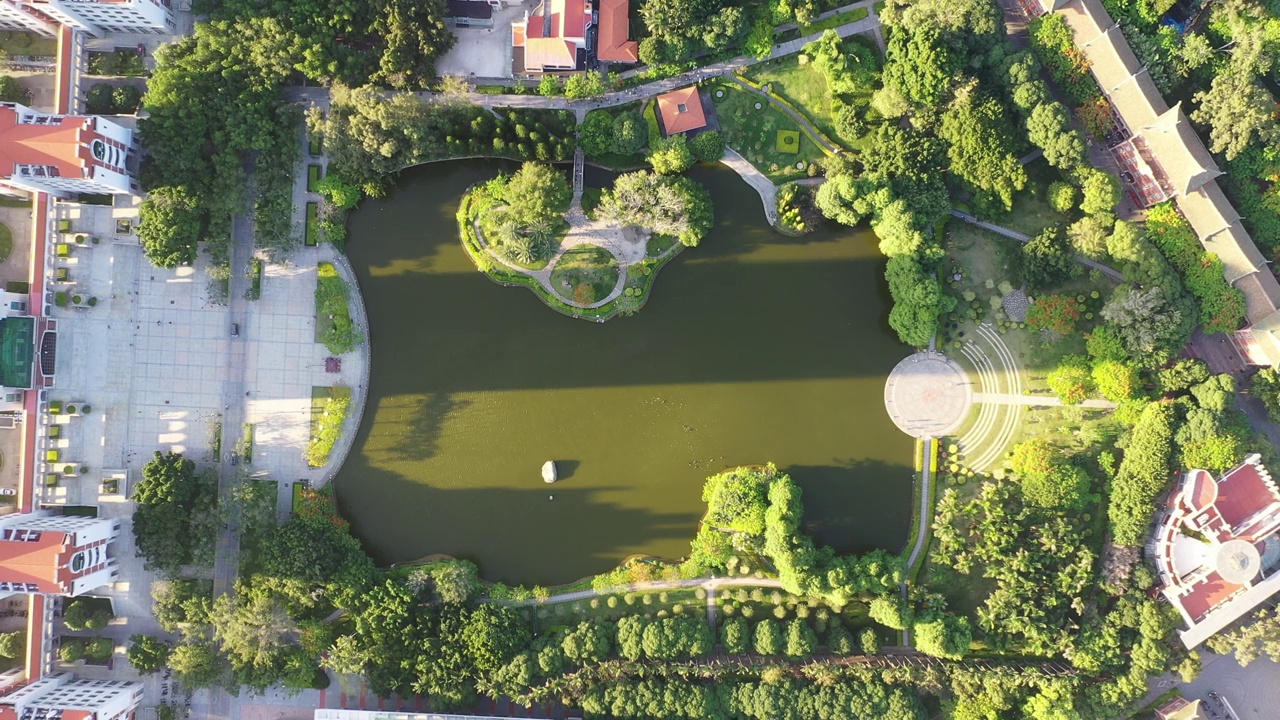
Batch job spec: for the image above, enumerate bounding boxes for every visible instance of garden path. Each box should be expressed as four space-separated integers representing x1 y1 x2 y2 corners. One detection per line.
949 209 1125 281
517 575 785 606
973 392 1117 408
900 436 935 648
719 148 779 225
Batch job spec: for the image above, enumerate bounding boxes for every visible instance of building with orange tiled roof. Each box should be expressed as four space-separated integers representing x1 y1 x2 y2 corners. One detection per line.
596 0 638 64
512 0 592 74
656 87 707 136
0 672 142 720
0 103 135 198
0 512 119 598
1152 454 1280 648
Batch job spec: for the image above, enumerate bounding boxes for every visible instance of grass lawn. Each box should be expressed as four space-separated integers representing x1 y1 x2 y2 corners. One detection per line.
305 203 318 246
775 129 801 154
308 133 323 157
550 245 618 304
0 31 56 57
307 165 322 192
314 262 357 353
647 234 679 257
307 385 351 467
709 81 823 182
291 481 305 515
0 223 12 262
998 159 1069 238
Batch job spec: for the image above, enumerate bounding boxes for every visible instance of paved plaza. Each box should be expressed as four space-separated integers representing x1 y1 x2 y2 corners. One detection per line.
34 194 367 710
883 351 975 439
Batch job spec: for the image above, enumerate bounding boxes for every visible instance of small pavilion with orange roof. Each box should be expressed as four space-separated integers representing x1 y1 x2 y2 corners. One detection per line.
655 86 708 137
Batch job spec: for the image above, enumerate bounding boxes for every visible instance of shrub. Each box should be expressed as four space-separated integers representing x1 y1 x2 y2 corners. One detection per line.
690 131 725 162
1027 294 1082 335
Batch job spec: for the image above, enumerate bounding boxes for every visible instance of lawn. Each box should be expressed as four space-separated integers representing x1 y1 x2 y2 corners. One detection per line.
0 31 56 57
307 386 351 468
744 37 878 150
0 223 12 262
550 245 619 305
305 203 318 246
998 158 1068 238
708 81 823 182
314 262 358 354
307 165 322 192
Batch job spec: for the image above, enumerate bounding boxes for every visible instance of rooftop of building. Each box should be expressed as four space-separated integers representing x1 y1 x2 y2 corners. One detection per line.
656 86 707 135
596 0 638 63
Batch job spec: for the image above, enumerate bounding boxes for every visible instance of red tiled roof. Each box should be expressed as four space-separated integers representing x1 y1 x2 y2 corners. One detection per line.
517 0 590 71
1181 571 1243 621
0 107 87 178
0 532 69 594
597 0 638 63
656 87 707 135
1216 463 1279 531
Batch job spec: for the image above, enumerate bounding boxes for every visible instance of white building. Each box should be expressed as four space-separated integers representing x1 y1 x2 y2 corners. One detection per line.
0 103 135 198
0 673 142 720
0 2 56 36
17 0 171 36
0 512 120 598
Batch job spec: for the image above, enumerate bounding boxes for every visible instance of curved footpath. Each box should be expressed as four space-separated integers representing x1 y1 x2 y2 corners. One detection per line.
719 149 779 226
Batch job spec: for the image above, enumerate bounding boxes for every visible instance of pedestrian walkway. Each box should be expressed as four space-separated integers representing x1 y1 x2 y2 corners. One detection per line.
720 148 779 225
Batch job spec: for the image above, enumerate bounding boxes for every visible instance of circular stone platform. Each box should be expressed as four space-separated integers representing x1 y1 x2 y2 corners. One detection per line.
884 351 974 439
1215 539 1262 585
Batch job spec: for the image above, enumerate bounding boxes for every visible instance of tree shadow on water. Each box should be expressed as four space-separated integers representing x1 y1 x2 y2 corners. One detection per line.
334 452 700 586
368 392 470 463
784 458 914 556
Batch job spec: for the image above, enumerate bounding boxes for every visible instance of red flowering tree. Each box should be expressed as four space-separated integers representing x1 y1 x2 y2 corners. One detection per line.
1027 294 1082 335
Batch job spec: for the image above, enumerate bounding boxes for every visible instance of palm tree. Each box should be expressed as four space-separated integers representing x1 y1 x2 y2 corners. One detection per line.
505 234 537 264
495 222 520 248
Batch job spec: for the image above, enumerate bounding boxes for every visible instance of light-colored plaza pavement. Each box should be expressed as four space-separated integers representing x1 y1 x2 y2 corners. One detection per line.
38 189 367 713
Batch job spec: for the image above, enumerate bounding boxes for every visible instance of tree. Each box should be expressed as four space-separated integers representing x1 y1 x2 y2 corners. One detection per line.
883 27 960 108
827 623 854 655
63 599 110 631
1207 607 1280 666
868 596 911 630
1048 181 1077 213
1191 68 1280 161
1047 355 1092 405
537 75 559 97
1022 228 1075 290
886 255 955 347
127 635 171 673
462 605 530 673
1079 167 1120 217
938 83 1026 210
132 451 218 576
137 187 202 269
0 76 29 104
211 584 296 690
1009 438 1092 510
111 84 142 113
753 619 783 655
169 641 227 689
0 632 23 659
1100 285 1191 361
1026 101 1085 169
690 131 725 162
1108 402 1175 545
579 111 614 157
1092 360 1140 401
783 619 816 658
611 111 648 155
1250 367 1280 422
322 634 369 676
914 614 971 660
59 641 84 663
859 627 879 655
721 617 751 654
564 70 606 100
648 134 695 175
503 162 571 228
1066 215 1110 259
596 171 713 246
86 83 116 114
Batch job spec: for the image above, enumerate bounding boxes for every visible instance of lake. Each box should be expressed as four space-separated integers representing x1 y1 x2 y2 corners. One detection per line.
335 159 913 585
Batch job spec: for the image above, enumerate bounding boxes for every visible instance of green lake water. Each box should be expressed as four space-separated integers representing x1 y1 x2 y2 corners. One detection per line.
336 159 914 585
